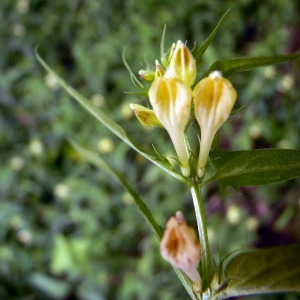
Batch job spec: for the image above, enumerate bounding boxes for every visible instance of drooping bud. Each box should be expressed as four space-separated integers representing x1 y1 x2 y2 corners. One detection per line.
130 103 162 127
165 40 197 87
193 71 237 177
149 77 192 176
160 211 201 285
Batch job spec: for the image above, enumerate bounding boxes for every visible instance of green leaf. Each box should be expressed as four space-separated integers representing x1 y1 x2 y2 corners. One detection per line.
51 234 90 275
209 148 300 190
202 53 300 78
29 272 70 299
193 10 230 63
51 234 76 274
122 48 145 90
220 245 300 298
69 140 163 239
35 49 188 185
160 24 169 68
70 140 200 299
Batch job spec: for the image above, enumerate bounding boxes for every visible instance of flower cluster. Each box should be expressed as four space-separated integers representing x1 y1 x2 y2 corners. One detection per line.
131 41 237 178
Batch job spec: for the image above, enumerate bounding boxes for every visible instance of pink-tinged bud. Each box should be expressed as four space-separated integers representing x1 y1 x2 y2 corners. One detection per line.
165 40 197 87
130 103 162 127
193 71 237 177
160 211 201 285
155 60 165 78
138 69 155 82
149 77 192 176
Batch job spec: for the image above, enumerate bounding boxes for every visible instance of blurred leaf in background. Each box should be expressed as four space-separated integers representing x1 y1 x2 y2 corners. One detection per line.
1 0 300 299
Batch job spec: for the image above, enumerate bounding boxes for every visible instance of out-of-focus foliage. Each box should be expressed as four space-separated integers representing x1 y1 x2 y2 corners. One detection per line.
1 0 300 299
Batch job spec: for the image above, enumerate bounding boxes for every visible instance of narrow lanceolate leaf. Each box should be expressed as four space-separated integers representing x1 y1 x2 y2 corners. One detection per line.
202 53 300 78
69 140 199 300
69 140 163 239
220 245 300 298
35 49 189 185
193 10 230 64
208 148 300 190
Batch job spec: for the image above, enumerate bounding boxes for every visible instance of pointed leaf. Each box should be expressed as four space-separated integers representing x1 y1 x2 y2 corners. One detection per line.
69 140 163 238
202 53 300 78
209 148 300 190
122 49 145 90
160 24 169 68
221 245 300 298
193 10 230 63
29 273 70 299
36 49 188 185
70 140 200 299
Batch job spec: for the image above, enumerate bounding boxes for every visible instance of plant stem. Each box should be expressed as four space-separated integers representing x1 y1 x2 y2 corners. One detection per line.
190 177 212 291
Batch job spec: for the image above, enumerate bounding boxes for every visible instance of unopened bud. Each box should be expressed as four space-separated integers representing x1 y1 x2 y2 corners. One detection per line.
138 69 155 82
165 40 197 86
160 211 201 285
130 103 162 127
155 60 165 78
149 77 192 176
193 71 237 177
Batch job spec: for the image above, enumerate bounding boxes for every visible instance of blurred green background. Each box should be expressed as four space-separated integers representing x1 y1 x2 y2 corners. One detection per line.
1 0 300 299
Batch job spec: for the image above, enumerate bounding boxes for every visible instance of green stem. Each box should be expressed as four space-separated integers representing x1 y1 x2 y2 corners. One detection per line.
190 177 212 291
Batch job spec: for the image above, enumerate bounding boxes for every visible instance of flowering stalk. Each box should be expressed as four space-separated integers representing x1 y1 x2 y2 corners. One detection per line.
190 178 212 292
131 39 236 295
132 40 197 177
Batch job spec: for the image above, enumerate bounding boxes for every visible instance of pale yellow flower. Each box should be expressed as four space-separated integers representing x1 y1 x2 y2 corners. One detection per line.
193 71 237 177
149 77 192 176
130 103 162 127
165 40 197 87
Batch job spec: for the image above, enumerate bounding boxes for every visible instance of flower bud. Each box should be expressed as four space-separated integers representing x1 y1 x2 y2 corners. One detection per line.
193 71 237 177
155 60 165 78
160 211 201 285
165 40 197 87
130 103 162 127
138 69 155 82
149 77 192 176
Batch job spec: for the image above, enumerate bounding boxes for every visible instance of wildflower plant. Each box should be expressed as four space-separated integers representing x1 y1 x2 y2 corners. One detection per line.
37 11 300 300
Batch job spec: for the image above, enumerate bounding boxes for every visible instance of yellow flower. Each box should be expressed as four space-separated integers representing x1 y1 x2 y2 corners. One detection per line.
193 71 237 177
130 103 162 127
160 211 201 285
165 40 197 87
149 77 192 176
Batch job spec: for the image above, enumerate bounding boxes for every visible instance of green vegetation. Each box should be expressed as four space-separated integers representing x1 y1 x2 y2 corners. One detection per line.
1 1 300 299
